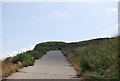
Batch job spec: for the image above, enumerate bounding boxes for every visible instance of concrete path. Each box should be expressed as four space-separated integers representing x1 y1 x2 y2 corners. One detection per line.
7 50 77 79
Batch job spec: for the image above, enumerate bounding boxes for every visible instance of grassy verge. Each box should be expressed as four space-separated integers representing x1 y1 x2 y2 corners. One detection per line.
63 37 119 79
2 37 119 79
0 61 2 80
2 57 21 78
2 47 50 79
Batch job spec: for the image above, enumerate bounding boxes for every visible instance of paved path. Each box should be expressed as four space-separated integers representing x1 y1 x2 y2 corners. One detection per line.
7 50 77 79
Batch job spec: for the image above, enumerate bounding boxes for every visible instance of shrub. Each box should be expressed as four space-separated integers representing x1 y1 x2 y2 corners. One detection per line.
39 47 50 54
63 37 119 79
29 50 43 60
80 59 91 71
13 53 34 67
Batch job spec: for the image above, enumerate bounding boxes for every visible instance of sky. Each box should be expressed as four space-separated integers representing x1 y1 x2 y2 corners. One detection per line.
0 1 118 59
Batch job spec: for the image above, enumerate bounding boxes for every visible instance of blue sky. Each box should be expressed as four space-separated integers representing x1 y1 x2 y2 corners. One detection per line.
1 2 118 59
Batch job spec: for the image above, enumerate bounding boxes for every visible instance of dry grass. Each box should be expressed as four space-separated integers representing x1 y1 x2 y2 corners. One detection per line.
0 61 2 80
1 49 49 79
2 57 22 79
0 61 2 72
63 37 119 79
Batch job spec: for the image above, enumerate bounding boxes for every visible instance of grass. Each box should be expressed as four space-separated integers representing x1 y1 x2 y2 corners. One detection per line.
2 45 50 79
0 61 2 79
2 57 21 79
2 37 119 79
63 37 119 79
13 53 34 67
34 42 66 51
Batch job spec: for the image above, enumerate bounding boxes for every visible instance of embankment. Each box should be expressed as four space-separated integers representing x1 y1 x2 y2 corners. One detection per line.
62 37 119 79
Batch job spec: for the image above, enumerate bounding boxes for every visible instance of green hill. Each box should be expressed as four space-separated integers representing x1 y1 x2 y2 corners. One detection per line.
2 37 119 79
63 37 119 79
33 37 119 79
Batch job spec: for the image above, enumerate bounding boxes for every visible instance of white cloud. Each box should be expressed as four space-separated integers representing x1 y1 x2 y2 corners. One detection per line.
20 45 35 52
106 8 118 14
115 24 119 27
1 45 35 60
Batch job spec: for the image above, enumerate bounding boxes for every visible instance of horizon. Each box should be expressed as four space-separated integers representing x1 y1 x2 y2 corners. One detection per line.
1 2 118 59
1 36 114 60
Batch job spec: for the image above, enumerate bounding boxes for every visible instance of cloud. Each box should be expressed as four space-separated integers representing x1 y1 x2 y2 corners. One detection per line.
106 8 118 14
115 24 119 27
20 45 35 52
1 45 35 60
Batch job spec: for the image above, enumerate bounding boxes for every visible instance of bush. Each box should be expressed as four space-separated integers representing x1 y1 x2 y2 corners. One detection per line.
29 50 43 60
63 37 119 79
80 59 91 71
13 53 34 67
12 48 50 67
39 47 50 54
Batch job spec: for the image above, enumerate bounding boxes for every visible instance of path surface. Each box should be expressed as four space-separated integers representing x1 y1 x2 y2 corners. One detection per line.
7 50 78 79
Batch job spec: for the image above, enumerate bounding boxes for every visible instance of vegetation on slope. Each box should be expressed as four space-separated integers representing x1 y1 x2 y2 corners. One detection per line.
63 37 119 79
0 61 2 80
2 37 119 79
34 42 66 51
2 45 50 79
2 57 22 78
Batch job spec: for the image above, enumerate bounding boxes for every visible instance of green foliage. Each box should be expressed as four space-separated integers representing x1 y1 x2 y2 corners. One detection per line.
34 42 66 51
38 47 50 54
11 37 119 79
12 42 52 67
63 37 119 79
80 59 91 71
26 50 43 60
12 50 48 67
12 42 56 68
13 53 34 67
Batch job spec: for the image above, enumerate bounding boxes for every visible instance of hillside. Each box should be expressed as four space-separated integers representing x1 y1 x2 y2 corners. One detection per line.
1 36 119 79
34 37 119 79
33 37 119 79
63 37 119 79
0 61 2 80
